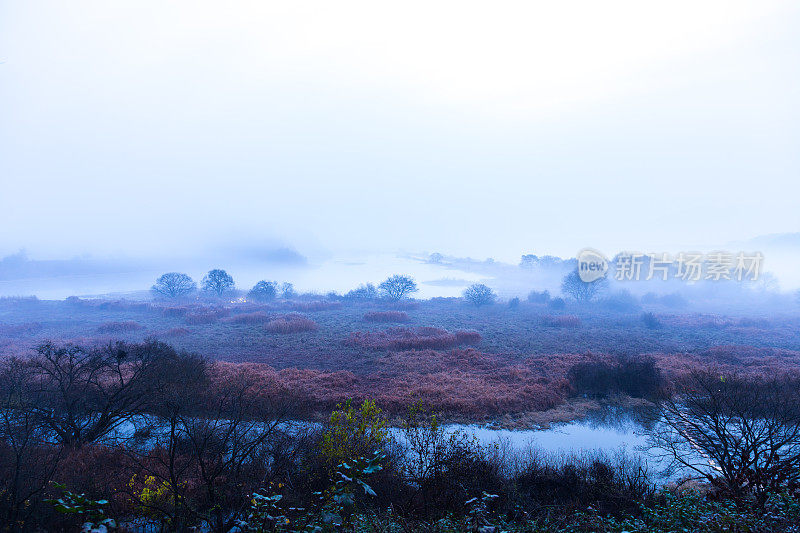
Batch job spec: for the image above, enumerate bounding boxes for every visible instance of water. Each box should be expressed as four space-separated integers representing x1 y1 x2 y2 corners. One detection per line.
0 253 486 299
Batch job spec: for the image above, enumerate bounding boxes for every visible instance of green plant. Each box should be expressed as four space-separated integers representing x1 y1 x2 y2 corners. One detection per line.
45 482 116 532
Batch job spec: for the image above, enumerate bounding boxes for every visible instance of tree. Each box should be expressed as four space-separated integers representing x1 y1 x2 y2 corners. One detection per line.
248 280 278 302
152 272 196 298
561 270 607 302
378 275 418 301
23 340 188 448
344 283 378 300
202 269 235 296
0 359 62 528
280 282 296 299
462 284 496 307
651 371 800 505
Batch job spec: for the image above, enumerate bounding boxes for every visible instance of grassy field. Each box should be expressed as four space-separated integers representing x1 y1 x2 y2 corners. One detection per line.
2 294 799 424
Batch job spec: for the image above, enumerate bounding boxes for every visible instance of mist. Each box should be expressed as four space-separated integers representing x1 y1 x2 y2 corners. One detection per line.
1 0 799 273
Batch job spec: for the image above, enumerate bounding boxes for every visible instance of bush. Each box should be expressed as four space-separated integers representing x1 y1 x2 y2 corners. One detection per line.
289 300 341 312
599 290 641 313
280 282 296 299
540 315 581 328
265 313 318 334
95 321 143 334
641 312 661 329
514 450 653 517
567 355 664 398
346 327 481 350
363 311 409 323
508 297 520 309
161 306 189 317
223 311 272 325
344 284 379 301
462 284 496 307
184 308 230 325
548 297 566 310
527 290 551 304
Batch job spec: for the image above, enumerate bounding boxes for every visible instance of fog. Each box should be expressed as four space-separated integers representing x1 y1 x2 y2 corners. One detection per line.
1 1 799 297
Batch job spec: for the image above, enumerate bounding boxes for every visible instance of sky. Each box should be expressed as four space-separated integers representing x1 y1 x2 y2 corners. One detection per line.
1 0 799 263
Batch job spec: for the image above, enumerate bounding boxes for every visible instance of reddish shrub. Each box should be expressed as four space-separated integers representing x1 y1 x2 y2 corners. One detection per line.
223 311 271 325
0 322 43 336
265 313 318 334
363 311 409 323
289 300 341 312
162 327 190 337
346 326 481 350
454 329 482 345
95 321 143 333
540 315 581 328
184 307 230 325
161 306 189 317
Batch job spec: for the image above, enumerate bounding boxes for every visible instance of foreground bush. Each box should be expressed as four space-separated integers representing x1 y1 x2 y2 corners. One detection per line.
265 313 318 334
363 310 409 323
346 326 481 350
95 320 143 333
568 355 664 399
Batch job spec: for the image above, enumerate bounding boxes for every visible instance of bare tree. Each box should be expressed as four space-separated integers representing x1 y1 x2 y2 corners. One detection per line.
0 359 62 529
561 270 607 302
379 275 418 301
462 284 496 307
124 368 296 532
152 272 197 298
201 269 235 297
25 340 190 447
651 371 800 504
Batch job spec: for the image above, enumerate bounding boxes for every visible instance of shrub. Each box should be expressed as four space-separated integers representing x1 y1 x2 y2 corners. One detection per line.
514 450 654 517
184 308 229 325
527 290 551 304
161 306 189 318
344 284 379 301
462 284 497 307
641 312 661 329
540 315 581 328
0 322 42 336
548 297 566 310
223 311 272 325
567 355 664 398
363 311 409 323
599 290 641 313
346 327 480 350
508 297 520 309
265 313 318 334
280 282 296 299
289 300 341 312
454 330 482 345
95 321 143 334
320 400 388 468
162 327 190 337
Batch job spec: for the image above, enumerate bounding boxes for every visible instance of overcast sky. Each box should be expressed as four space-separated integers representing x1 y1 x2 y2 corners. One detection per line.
1 0 798 262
